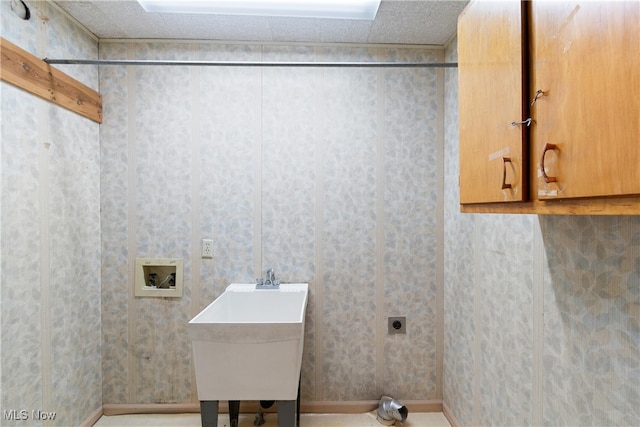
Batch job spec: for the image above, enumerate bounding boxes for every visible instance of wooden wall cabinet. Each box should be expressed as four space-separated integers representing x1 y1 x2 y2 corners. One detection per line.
458 0 640 215
458 1 528 204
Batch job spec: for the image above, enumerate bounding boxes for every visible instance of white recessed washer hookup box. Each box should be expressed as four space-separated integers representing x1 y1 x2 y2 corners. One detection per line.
135 258 184 297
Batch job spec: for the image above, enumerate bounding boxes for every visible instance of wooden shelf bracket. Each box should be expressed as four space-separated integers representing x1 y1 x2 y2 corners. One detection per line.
0 37 102 124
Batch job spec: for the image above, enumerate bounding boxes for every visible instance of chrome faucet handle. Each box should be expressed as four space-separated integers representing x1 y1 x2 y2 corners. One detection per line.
266 268 275 282
256 269 280 289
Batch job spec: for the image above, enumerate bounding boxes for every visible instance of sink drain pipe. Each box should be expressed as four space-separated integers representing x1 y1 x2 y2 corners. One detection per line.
376 396 408 425
254 401 274 426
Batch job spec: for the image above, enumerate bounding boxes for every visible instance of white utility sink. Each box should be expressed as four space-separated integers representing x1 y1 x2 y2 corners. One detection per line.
189 283 308 401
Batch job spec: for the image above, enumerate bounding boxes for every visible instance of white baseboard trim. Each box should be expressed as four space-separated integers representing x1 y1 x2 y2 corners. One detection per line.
103 403 200 416
442 401 460 427
303 400 442 414
101 400 443 416
79 406 104 427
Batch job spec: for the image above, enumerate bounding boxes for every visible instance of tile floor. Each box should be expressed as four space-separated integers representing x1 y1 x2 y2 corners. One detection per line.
94 411 451 427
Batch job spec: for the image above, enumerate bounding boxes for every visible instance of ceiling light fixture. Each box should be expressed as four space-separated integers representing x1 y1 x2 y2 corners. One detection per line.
137 0 381 20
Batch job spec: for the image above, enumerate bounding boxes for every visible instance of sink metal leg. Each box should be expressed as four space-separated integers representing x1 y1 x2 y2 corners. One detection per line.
277 400 296 427
200 401 218 427
228 400 240 427
296 376 301 427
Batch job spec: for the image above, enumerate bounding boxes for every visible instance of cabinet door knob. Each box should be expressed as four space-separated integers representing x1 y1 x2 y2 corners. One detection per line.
540 143 558 183
501 157 512 189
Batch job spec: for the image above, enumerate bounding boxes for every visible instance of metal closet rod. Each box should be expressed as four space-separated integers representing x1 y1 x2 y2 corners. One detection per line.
44 58 457 68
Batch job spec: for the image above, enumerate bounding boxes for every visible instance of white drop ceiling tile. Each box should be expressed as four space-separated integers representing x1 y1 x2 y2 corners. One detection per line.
53 0 469 45
318 20 373 44
164 15 273 41
202 17 274 42
368 0 468 45
268 17 373 44
267 17 322 43
53 1 122 39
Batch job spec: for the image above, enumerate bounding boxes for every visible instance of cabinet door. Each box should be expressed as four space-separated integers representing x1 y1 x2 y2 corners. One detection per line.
531 1 640 200
458 0 528 204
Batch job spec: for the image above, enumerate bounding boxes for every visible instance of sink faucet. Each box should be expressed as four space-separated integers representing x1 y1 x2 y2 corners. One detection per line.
256 268 280 289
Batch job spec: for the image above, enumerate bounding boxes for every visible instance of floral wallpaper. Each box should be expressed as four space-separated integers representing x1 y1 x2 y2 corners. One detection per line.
541 215 640 426
99 41 444 404
1 1 101 426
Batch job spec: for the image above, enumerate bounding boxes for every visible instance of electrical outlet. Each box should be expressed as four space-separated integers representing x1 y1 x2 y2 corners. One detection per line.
388 316 406 334
201 239 213 258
